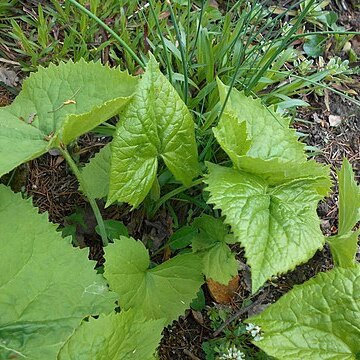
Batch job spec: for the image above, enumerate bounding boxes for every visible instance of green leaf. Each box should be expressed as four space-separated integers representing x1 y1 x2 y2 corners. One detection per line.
215 80 331 194
108 55 199 208
248 266 360 359
328 231 360 268
191 215 238 284
337 158 360 235
217 79 305 163
96 219 129 241
0 60 137 177
190 288 206 311
58 310 165 360
104 236 204 324
205 163 325 292
81 143 111 199
239 157 331 196
169 225 197 250
0 185 117 359
303 35 326 58
0 110 48 177
327 159 360 268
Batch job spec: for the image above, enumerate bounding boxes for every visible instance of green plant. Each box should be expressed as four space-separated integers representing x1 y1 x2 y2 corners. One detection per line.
3 0 358 110
203 306 273 359
1 58 359 359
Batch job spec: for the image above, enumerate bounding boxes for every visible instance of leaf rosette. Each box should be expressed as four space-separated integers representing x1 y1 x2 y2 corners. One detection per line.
206 81 331 291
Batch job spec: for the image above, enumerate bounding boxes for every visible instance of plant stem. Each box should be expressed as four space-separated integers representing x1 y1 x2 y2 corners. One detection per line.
291 31 360 40
67 0 145 69
152 177 204 216
148 0 173 84
60 146 108 246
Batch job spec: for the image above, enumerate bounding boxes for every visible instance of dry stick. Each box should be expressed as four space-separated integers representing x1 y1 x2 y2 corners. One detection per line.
183 349 201 360
213 290 269 338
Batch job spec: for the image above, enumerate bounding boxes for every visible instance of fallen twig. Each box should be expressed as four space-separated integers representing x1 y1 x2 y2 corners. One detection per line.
213 289 269 338
183 349 201 360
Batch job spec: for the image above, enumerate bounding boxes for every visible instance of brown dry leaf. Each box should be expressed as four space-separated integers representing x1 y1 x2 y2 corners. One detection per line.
328 114 342 127
0 66 19 86
159 11 170 20
209 0 219 9
191 310 204 326
207 275 239 304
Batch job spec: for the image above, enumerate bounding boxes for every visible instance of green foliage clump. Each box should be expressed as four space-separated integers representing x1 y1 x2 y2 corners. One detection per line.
0 57 359 359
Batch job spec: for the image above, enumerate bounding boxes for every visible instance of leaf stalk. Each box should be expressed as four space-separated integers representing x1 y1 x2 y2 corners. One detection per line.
60 146 108 246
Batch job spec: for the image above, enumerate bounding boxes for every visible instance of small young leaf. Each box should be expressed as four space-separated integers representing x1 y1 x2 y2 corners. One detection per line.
169 225 197 250
205 163 325 292
200 243 238 285
104 236 204 324
58 310 165 360
303 35 326 58
248 266 360 359
190 288 206 311
95 219 129 241
328 232 360 268
81 143 111 199
191 215 238 284
0 185 117 359
108 55 199 208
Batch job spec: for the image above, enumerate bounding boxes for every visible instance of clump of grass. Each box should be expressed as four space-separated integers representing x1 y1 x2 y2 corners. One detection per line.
2 0 358 213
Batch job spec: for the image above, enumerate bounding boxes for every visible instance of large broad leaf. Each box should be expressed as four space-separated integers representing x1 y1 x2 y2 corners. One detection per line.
191 215 238 284
0 111 48 178
205 163 325 292
0 185 117 359
58 310 165 360
215 80 331 194
104 236 204 324
107 55 199 208
248 266 360 359
327 159 360 268
0 60 137 177
81 143 111 199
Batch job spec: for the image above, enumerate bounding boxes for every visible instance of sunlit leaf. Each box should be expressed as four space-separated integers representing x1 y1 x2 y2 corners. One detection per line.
205 163 325 292
0 60 137 177
108 55 199 208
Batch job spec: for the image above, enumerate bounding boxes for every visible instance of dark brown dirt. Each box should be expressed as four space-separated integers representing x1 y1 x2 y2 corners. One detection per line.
160 312 211 360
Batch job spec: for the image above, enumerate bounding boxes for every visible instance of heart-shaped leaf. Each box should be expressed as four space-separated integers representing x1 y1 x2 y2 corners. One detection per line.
108 55 199 208
205 163 325 292
104 236 204 324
